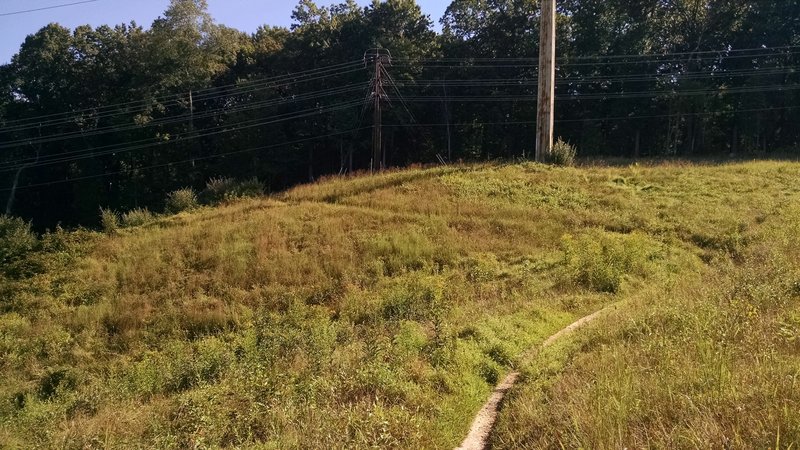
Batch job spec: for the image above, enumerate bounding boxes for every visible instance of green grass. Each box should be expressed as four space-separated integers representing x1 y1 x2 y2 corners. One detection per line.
1 160 799 448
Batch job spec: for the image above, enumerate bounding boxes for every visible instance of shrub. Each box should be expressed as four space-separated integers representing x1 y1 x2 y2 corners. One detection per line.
561 230 660 293
231 178 264 199
0 215 37 265
381 275 448 322
204 177 236 204
99 208 120 234
549 138 577 166
165 188 199 214
203 177 264 204
121 208 155 228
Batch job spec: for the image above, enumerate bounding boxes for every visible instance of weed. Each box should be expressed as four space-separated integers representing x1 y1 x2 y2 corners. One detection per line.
0 215 36 266
0 215 38 278
560 230 661 293
203 177 264 204
165 188 199 214
120 207 155 228
99 207 120 234
549 138 577 166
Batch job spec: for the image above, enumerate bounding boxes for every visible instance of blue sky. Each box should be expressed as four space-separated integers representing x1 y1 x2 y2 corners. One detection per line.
0 0 449 64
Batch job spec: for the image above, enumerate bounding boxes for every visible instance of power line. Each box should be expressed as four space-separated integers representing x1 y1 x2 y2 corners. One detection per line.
0 99 367 171
6 79 794 169
12 101 794 193
394 51 800 70
0 82 369 150
4 50 795 134
389 70 800 91
381 66 416 124
392 82 800 102
380 105 800 127
0 0 98 17
12 63 790 141
8 64 794 148
1 60 366 130
0 126 372 193
394 45 800 63
394 46 800 64
2 66 367 135
401 66 800 86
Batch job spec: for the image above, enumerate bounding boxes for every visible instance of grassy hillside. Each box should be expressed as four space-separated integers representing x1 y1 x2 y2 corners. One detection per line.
490 164 800 448
1 161 799 448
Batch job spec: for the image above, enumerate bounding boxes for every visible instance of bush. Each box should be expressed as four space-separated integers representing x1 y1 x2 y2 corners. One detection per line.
231 178 264 199
0 215 37 265
121 208 155 228
99 208 120 234
203 177 236 204
561 230 660 293
381 275 448 322
203 177 264 204
165 188 199 214
549 138 577 166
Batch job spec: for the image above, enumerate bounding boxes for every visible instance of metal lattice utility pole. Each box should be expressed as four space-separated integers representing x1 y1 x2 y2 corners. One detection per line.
536 0 556 162
365 48 392 173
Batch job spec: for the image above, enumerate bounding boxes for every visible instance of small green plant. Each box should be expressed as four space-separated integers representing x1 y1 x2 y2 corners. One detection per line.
165 188 199 214
203 177 236 204
99 207 120 234
549 138 577 166
0 215 37 266
203 177 264 204
121 208 155 228
230 178 264 199
561 230 659 293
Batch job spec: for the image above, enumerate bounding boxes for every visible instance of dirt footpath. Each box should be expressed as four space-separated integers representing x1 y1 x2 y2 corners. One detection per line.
456 307 612 450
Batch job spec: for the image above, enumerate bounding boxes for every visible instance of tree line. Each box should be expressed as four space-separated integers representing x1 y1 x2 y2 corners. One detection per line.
1 0 798 227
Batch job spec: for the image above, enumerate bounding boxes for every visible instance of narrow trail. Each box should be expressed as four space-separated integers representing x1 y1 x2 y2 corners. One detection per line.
456 307 612 450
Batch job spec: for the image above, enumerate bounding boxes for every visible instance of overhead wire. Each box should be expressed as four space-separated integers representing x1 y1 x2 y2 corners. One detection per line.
8 64 794 151
0 126 373 193
1 66 367 135
392 82 800 102
0 99 368 171
1 60 366 131
380 66 417 123
399 66 800 87
0 0 98 17
392 45 800 63
380 105 800 128
3 47 799 191
0 82 369 150
394 51 800 70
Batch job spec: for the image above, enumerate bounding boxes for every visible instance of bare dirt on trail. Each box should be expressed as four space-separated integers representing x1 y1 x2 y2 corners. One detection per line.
455 307 613 450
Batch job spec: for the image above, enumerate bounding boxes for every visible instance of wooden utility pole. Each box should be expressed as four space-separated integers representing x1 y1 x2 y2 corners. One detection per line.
366 49 392 173
536 0 556 162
